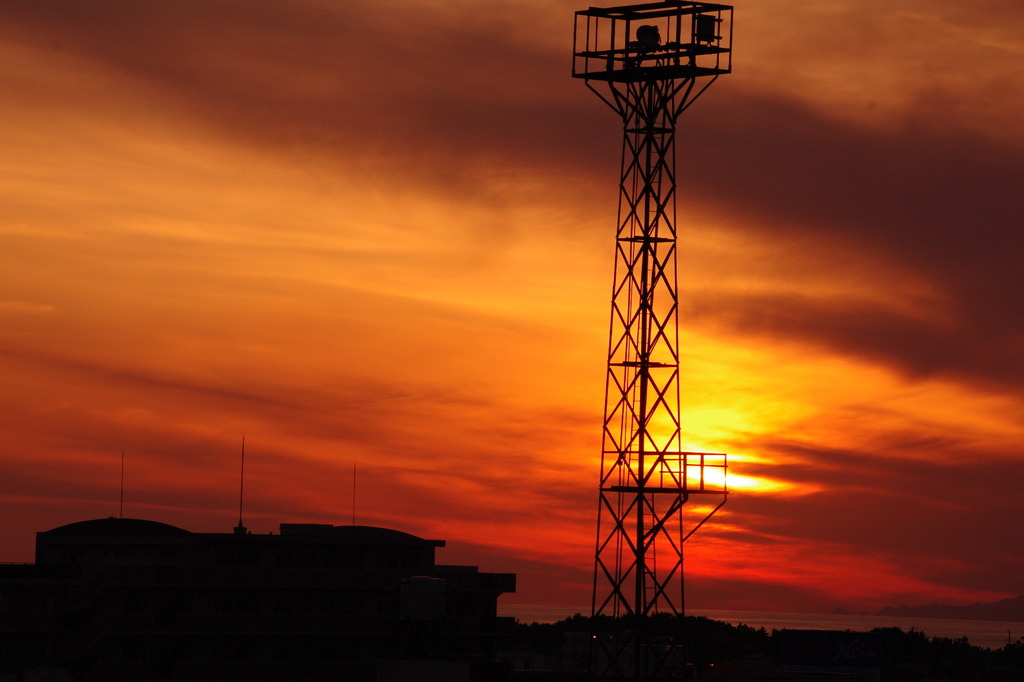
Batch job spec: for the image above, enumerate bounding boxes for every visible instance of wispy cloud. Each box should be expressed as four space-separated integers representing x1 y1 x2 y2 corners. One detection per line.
0 0 1021 612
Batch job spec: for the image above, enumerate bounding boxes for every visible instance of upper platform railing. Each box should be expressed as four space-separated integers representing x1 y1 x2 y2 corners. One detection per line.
573 1 732 83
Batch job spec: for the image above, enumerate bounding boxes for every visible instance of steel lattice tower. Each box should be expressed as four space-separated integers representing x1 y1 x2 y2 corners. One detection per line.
573 2 732 679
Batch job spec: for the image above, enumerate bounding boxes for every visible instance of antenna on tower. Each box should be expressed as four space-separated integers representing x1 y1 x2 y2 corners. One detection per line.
119 449 125 518
234 435 247 535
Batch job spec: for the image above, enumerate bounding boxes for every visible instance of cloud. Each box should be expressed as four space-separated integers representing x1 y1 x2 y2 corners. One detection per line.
1 0 1022 615
1 0 608 222
668 87 1024 393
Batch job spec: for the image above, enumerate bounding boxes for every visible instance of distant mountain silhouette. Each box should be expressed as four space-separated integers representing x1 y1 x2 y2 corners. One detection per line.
876 595 1024 621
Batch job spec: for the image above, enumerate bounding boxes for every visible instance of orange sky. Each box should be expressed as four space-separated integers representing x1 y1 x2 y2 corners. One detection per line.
1 0 1023 614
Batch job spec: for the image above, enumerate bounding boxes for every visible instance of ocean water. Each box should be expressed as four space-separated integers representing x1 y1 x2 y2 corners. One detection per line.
498 604 1024 650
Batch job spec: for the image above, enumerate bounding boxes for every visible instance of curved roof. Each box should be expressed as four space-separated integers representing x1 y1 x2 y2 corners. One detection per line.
39 517 192 538
278 524 442 545
341 526 433 543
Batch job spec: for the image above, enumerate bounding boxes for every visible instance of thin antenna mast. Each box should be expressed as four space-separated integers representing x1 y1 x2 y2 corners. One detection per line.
234 435 247 535
119 449 125 518
351 462 357 525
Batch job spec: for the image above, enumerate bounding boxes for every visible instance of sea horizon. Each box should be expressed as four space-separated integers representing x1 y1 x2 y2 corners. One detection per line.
498 604 1024 650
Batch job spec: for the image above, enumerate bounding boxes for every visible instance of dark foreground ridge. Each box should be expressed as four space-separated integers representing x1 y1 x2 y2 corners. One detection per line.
502 613 1024 681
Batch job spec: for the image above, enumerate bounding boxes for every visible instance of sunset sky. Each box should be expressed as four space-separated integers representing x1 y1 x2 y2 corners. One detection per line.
2 0 1022 614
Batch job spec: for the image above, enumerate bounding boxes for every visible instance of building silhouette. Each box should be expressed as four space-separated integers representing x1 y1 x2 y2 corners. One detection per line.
0 517 515 681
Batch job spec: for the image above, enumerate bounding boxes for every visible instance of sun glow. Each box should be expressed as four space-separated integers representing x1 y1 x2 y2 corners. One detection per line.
729 472 806 495
0 0 1020 616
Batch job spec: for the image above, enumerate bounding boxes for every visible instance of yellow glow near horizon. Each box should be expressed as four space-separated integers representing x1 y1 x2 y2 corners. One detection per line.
1 0 1022 614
